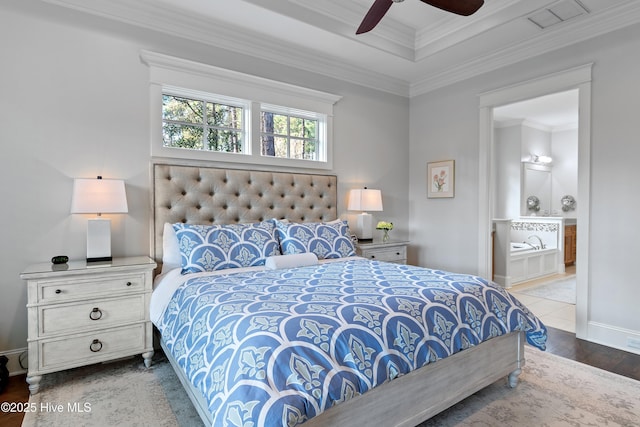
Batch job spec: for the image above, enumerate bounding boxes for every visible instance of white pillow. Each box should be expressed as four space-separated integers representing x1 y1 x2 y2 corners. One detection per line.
161 222 181 274
265 253 319 270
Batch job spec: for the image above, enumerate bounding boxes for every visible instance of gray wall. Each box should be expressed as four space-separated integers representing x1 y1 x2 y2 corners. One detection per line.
409 23 640 351
0 2 410 363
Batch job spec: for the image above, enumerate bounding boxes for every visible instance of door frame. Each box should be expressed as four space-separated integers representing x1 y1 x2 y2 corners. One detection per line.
477 63 592 338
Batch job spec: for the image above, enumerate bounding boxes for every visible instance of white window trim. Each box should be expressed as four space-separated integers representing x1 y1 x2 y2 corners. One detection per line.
142 50 341 170
260 103 326 162
163 86 252 154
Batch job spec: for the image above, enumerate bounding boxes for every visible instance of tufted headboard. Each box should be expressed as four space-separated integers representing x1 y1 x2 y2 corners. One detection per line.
152 163 338 264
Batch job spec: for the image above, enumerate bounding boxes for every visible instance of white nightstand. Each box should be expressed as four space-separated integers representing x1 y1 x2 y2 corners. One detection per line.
20 256 157 394
356 240 409 264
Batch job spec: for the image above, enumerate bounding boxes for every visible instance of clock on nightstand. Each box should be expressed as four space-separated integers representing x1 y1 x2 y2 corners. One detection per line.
356 240 409 264
20 256 157 394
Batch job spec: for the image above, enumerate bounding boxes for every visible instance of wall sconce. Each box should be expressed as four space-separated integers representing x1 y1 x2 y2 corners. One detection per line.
71 176 128 262
347 188 383 241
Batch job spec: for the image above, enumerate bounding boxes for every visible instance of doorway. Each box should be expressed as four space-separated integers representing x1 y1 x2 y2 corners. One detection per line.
492 90 579 333
477 64 592 338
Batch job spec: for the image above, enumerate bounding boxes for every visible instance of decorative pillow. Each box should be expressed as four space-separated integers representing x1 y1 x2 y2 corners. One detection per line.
265 253 318 270
275 220 356 260
161 222 182 274
173 221 280 274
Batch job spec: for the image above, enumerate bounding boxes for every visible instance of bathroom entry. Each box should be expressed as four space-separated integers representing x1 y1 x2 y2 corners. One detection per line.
478 65 592 337
492 90 579 333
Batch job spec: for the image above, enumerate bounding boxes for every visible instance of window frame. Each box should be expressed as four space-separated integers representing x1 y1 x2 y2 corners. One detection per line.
162 87 251 155
260 104 326 162
143 50 341 170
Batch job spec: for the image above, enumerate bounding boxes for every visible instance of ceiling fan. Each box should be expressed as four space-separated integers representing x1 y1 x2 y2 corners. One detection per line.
356 0 485 34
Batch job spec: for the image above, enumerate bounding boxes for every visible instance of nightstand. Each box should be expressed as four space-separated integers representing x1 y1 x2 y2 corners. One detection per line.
20 256 157 394
356 240 409 264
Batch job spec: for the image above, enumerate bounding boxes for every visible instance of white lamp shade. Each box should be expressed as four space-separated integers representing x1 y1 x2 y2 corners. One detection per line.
347 189 383 212
71 178 128 214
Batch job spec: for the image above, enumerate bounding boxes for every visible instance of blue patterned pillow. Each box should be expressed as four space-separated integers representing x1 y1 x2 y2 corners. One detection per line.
275 220 356 259
173 222 281 274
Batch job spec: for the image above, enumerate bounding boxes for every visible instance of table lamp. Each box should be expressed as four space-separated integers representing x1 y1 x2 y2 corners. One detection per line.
71 176 128 262
348 188 383 241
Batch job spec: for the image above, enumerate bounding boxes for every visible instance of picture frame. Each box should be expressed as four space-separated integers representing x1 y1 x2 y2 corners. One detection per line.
427 160 455 198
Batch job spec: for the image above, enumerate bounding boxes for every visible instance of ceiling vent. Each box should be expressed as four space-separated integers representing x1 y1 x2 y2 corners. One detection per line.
527 0 590 29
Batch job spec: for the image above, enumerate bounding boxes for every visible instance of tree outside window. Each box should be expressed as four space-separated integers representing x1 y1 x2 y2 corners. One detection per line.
260 111 318 160
162 94 244 153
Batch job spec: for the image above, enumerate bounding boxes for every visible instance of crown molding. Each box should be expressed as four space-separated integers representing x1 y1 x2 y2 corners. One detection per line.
41 0 640 99
410 2 640 97
493 118 526 129
414 0 522 61
42 0 411 96
494 118 578 132
244 0 416 61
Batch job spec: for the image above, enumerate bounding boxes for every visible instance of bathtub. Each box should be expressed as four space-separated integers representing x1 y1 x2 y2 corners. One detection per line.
509 246 558 284
510 242 535 253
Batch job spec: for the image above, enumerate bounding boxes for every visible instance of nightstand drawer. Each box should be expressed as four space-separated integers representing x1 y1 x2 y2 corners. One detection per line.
39 295 146 336
39 324 147 371
361 246 407 262
39 273 146 303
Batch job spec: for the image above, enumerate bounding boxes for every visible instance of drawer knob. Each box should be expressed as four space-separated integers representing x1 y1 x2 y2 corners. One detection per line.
89 339 103 353
370 255 375 259
126 281 132 287
89 307 103 321
55 289 62 294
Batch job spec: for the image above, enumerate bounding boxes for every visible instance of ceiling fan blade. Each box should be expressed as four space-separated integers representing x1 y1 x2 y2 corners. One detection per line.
356 0 394 34
420 0 484 16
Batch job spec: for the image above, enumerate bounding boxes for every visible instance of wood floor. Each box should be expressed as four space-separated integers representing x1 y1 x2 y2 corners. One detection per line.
545 327 640 381
2 328 639 427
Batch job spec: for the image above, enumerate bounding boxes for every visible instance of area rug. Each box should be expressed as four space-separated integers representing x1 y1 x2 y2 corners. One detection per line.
516 275 576 304
21 353 200 427
22 347 640 427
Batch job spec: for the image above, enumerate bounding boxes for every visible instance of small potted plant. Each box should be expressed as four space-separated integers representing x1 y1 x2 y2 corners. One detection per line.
376 221 393 242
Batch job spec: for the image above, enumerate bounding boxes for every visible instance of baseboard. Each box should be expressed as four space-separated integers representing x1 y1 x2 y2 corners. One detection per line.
493 274 512 288
587 321 640 355
1 347 28 376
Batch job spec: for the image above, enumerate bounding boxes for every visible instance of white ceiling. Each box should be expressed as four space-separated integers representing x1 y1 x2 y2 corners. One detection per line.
43 0 640 97
494 89 579 129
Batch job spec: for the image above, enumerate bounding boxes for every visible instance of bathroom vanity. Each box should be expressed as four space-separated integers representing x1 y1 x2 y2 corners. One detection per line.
564 222 577 266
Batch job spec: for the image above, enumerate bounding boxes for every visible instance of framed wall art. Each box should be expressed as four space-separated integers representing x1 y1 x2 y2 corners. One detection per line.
427 160 455 198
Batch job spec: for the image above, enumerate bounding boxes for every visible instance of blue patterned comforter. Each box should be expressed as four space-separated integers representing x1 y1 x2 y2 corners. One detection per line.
156 258 546 426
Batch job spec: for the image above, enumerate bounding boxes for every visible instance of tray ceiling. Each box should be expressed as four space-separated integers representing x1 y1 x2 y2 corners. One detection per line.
43 0 640 96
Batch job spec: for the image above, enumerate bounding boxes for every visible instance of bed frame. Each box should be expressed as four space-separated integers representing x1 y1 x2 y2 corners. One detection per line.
151 162 524 426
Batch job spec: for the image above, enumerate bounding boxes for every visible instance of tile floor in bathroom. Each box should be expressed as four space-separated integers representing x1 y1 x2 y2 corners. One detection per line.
508 265 576 333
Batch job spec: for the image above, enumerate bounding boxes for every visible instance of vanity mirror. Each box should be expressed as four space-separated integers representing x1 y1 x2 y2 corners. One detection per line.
522 163 551 216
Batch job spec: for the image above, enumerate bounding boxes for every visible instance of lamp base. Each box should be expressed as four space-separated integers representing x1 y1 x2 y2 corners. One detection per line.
87 256 113 263
355 212 373 240
87 217 112 262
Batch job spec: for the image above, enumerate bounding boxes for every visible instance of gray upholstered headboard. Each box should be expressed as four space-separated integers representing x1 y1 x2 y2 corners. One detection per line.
152 163 338 264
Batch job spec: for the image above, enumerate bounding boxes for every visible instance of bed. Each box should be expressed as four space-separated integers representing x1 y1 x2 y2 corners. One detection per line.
149 163 547 427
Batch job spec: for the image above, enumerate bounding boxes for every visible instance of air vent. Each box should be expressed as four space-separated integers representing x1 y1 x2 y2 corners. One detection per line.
527 0 589 30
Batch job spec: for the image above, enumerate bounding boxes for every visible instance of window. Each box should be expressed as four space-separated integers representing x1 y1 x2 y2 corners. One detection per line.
162 92 247 154
143 50 341 169
260 106 324 161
